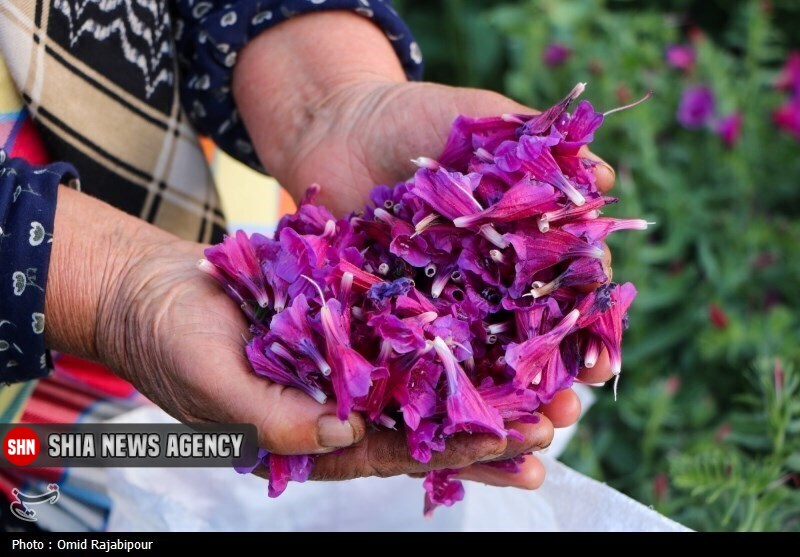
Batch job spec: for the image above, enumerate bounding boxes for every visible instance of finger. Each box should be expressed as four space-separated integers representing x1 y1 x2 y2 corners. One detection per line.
538 388 581 428
579 146 616 193
310 416 553 481
577 347 614 385
209 359 366 454
457 454 546 490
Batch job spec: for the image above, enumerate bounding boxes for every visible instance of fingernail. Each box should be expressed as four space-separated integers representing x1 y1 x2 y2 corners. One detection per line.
318 415 356 448
598 162 616 180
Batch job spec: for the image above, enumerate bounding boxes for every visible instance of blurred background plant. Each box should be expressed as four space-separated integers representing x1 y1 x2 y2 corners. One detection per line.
396 0 800 531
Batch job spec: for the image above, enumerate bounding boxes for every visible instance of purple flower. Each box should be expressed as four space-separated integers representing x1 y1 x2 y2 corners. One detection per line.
561 217 650 243
266 453 313 498
433 337 506 438
665 44 695 72
677 86 715 129
715 113 742 148
412 167 483 221
398 358 443 432
504 228 605 298
202 231 271 308
506 309 580 387
245 334 327 404
406 419 445 463
423 469 464 516
586 282 637 375
543 43 572 67
317 294 380 419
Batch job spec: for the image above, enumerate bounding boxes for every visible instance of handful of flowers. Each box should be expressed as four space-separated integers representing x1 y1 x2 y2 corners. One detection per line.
201 84 648 513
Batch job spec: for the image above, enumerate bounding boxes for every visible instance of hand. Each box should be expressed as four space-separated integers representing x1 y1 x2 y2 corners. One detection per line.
233 12 617 487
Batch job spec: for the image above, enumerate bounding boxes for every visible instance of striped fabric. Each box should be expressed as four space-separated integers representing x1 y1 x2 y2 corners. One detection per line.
1 53 287 532
0 0 226 244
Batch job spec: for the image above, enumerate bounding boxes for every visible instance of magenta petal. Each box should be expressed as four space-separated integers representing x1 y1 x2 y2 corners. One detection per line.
587 282 637 375
453 182 559 228
412 168 483 221
399 358 443 431
246 335 327 404
368 313 427 354
505 229 605 297
390 234 431 267
519 148 586 206
562 217 649 243
423 469 465 516
267 453 313 498
479 382 540 420
328 343 375 420
433 337 506 437
555 100 605 154
438 115 520 170
506 309 580 387
522 83 586 136
204 230 270 308
534 348 574 404
407 419 446 463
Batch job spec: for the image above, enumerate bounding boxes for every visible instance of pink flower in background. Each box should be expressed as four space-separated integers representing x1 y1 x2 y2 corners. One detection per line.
774 52 800 141
665 44 695 72
677 86 715 128
543 43 572 67
715 113 742 147
776 51 800 97
773 100 800 140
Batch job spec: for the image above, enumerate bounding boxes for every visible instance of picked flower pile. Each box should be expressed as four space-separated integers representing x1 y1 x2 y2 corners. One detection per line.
201 84 648 513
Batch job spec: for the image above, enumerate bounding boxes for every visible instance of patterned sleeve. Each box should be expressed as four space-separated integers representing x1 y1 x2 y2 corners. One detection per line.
173 0 424 173
0 149 78 383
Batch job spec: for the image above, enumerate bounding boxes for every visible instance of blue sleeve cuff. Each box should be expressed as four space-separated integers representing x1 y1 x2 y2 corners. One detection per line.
0 149 78 383
173 0 424 173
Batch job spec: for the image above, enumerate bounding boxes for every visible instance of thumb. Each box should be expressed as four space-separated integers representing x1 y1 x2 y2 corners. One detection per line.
213 367 366 455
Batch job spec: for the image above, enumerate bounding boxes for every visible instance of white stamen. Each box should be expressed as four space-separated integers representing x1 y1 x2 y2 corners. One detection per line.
323 219 336 237
424 263 438 278
450 270 463 283
604 90 653 117
418 311 439 324
486 321 512 335
378 263 390 276
531 371 543 386
270 342 296 364
431 272 449 299
489 249 505 264
351 306 365 321
383 200 394 210
410 156 441 170
613 374 621 401
537 216 550 233
487 334 498 345
480 224 508 248
301 274 326 303
412 213 440 237
474 148 494 162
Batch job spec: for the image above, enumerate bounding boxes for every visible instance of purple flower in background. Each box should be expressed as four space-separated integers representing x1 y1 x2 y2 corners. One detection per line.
677 86 715 129
665 44 695 72
715 113 743 147
543 43 572 67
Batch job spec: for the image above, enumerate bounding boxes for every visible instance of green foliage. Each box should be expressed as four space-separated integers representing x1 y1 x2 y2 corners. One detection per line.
398 0 800 531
